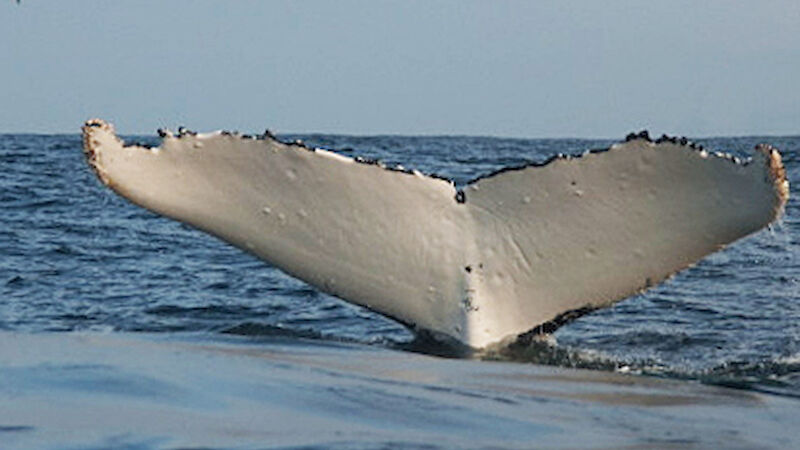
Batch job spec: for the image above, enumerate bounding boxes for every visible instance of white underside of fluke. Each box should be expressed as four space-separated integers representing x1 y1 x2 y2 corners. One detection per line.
82 120 788 348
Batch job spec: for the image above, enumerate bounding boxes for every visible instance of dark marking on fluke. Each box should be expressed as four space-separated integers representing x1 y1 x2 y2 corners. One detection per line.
177 126 197 137
468 130 758 187
625 130 651 142
513 306 598 346
156 124 459 184
150 124 756 196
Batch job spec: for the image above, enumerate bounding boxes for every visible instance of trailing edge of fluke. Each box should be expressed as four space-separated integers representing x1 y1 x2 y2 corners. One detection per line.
82 119 788 348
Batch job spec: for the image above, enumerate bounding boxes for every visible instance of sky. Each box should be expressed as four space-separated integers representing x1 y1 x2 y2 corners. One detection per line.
1 0 798 138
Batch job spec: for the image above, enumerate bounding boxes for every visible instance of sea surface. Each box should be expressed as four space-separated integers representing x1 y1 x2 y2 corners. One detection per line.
1 133 799 448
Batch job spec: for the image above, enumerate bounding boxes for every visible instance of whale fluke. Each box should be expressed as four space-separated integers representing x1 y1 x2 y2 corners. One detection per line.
81 119 788 348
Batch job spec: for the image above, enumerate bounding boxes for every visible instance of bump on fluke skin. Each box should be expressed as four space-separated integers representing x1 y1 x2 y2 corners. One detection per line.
82 119 788 348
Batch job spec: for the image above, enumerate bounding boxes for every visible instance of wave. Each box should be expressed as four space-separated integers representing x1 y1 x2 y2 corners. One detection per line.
483 337 800 399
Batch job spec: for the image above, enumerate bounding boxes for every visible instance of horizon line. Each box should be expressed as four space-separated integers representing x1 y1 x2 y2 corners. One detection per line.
1 129 798 141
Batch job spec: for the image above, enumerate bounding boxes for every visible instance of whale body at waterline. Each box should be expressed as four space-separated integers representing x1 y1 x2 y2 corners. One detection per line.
81 120 788 348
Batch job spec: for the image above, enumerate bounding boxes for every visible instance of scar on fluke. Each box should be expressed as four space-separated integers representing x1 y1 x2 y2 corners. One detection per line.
81 119 788 348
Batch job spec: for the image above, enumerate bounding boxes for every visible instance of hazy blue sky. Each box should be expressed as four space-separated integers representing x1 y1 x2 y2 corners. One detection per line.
1 1 798 137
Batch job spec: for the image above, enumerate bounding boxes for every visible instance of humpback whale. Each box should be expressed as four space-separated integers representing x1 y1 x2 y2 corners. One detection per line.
81 120 788 348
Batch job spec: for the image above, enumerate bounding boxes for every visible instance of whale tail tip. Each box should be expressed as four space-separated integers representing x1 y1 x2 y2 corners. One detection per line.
80 119 789 348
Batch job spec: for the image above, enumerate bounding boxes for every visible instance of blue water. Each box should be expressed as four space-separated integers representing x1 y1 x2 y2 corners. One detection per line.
1 133 799 447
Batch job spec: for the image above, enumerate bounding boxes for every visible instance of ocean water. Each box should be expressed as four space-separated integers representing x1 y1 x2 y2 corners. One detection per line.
1 133 799 448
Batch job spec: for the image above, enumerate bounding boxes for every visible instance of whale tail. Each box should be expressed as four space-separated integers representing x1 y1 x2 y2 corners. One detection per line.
82 120 788 348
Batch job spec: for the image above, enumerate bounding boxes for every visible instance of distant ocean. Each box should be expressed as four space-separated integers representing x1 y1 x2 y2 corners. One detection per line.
1 133 798 448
